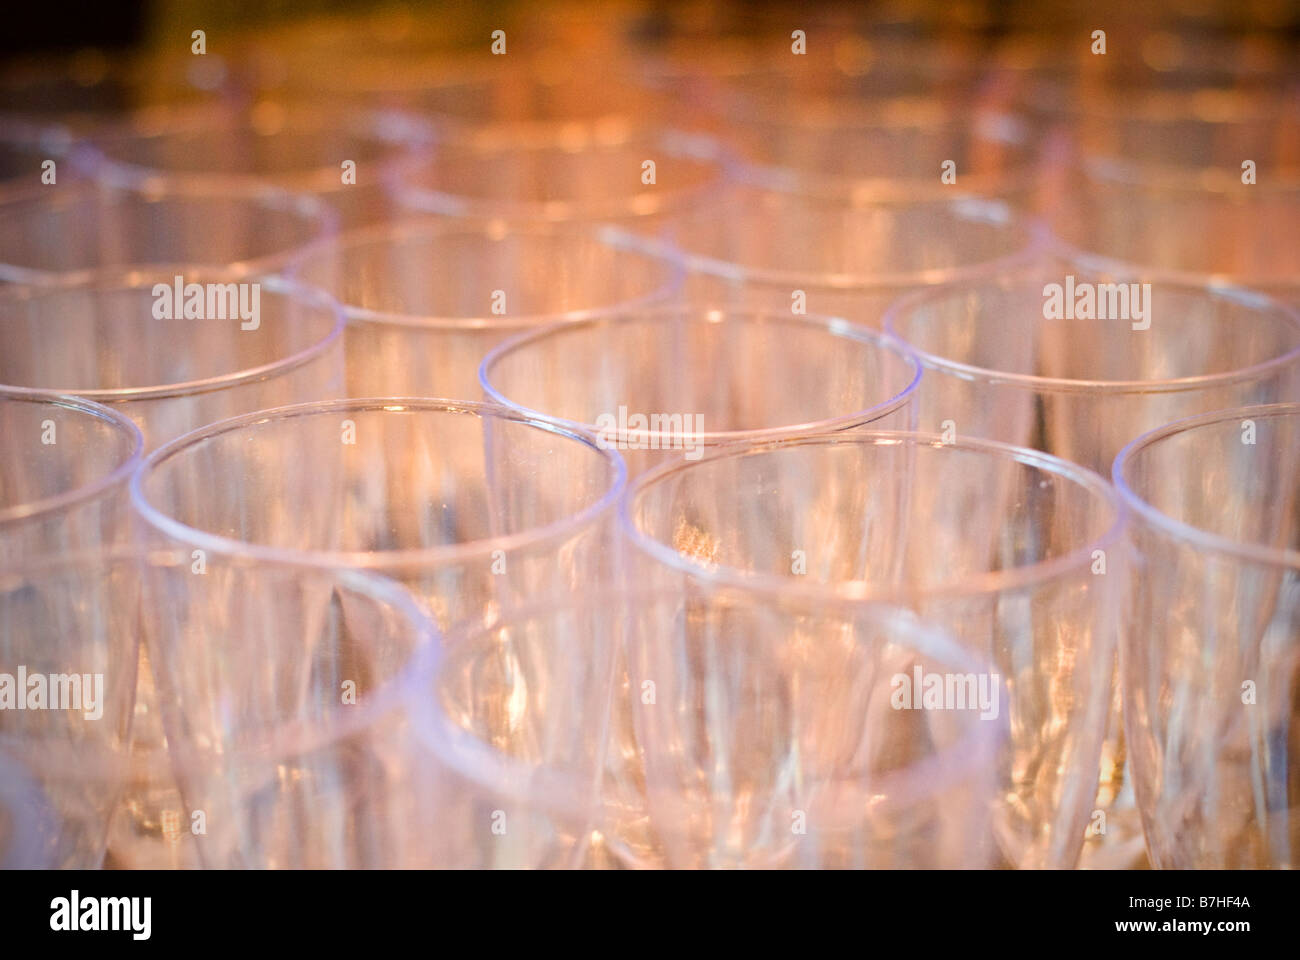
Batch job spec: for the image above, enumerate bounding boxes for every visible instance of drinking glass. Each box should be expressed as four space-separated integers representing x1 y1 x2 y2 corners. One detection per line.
621 431 1125 868
137 549 448 868
619 188 1041 329
884 264 1300 475
1114 403 1300 868
1050 88 1300 303
0 179 335 286
715 102 1043 208
0 272 344 448
130 398 625 637
0 388 143 560
288 219 681 398
1 274 342 866
394 127 731 230
81 101 437 228
603 587 1005 868
0 548 147 867
480 305 920 474
885 263 1300 864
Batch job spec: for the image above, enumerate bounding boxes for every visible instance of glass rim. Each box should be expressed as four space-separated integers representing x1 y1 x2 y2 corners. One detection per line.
291 218 685 331
883 268 1300 394
394 127 737 223
620 428 1127 603
479 305 923 444
0 388 144 528
1047 235 1300 298
1112 401 1300 571
615 193 1048 290
79 99 439 193
421 587 1005 820
1078 151 1300 194
0 176 339 285
130 396 628 571
0 271 346 401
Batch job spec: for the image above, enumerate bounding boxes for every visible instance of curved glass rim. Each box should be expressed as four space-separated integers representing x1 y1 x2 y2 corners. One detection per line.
0 545 442 773
0 176 339 285
620 429 1127 603
394 127 738 224
1113 402 1300 571
1078 151 1300 195
289 218 685 331
0 271 346 401
130 396 628 571
479 305 923 445
419 587 1006 821
80 99 438 193
1047 234 1300 298
883 267 1300 394
0 388 144 527
615 192 1049 290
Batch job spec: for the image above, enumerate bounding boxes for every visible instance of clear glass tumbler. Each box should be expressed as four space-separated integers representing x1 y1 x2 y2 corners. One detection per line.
884 263 1300 475
394 126 731 230
0 179 335 286
130 398 626 636
885 262 1300 865
480 305 920 474
0 272 344 448
1050 88 1300 303
288 219 681 398
619 187 1041 329
621 430 1125 868
1114 403 1300 868
80 100 437 227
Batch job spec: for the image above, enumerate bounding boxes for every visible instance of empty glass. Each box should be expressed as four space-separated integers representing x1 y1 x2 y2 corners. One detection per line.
395 126 731 229
884 264 1300 474
886 264 1300 864
603 587 1005 868
0 388 143 559
718 103 1043 208
0 548 147 867
1115 403 1300 868
1050 88 1300 302
620 188 1040 328
0 272 344 448
81 101 437 227
621 431 1125 868
130 398 625 636
0 179 335 286
288 219 681 398
480 305 920 474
